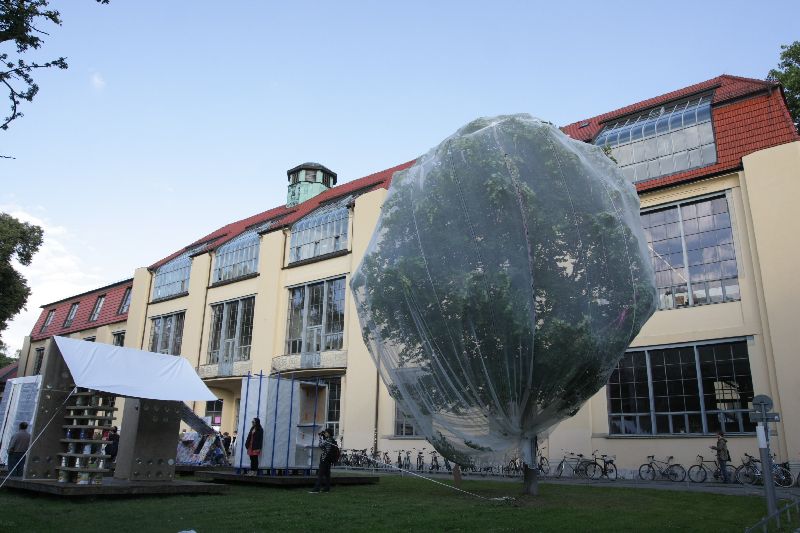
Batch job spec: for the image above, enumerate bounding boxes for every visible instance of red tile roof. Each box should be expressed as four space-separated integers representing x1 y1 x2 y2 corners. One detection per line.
148 160 416 270
29 279 133 341
562 74 798 192
0 361 18 382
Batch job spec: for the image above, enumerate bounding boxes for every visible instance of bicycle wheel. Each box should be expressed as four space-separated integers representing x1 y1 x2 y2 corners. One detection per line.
638 464 656 481
668 464 687 482
585 462 601 480
576 460 592 478
556 460 565 478
773 466 794 488
539 457 550 476
606 463 617 481
688 465 707 483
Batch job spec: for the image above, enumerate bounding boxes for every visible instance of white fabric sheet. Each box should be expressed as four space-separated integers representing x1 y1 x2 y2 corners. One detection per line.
53 336 216 401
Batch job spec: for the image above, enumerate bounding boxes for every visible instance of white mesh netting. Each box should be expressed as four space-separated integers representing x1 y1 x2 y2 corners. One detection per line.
351 114 657 465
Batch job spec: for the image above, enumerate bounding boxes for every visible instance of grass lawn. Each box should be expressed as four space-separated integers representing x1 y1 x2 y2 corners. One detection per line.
0 475 770 532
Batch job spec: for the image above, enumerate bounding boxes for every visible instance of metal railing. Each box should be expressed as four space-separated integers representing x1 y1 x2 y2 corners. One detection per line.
744 498 800 532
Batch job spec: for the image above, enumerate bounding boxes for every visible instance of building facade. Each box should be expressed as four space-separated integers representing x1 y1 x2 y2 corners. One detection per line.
18 279 133 378
17 75 800 473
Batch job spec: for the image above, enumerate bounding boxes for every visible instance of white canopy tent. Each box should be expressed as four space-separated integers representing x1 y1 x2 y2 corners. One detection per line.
53 336 216 401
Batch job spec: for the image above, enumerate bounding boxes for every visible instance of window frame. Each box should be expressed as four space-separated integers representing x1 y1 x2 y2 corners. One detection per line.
112 331 126 347
206 295 256 364
152 252 193 301
394 402 419 437
148 311 186 355
117 287 132 315
285 277 346 355
607 338 755 437
89 294 106 322
288 196 353 264
642 191 740 310
63 302 80 327
33 347 45 374
212 222 270 284
40 309 55 333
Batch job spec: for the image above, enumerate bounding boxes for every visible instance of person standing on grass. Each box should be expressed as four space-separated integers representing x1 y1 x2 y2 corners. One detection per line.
711 430 731 483
309 428 338 493
245 418 263 475
7 422 31 477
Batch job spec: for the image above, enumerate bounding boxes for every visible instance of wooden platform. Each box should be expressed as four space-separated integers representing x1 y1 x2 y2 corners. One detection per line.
174 464 233 474
2 477 229 497
195 470 379 487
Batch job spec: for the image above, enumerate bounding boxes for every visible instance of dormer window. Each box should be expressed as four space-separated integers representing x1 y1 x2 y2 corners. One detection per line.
153 251 193 300
594 95 716 183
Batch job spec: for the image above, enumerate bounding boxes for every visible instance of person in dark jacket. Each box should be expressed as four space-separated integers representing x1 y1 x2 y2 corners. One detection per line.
309 428 337 493
245 418 264 475
711 431 731 483
106 426 120 462
7 422 31 477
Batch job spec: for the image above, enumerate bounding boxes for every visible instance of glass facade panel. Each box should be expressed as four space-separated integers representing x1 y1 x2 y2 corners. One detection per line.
212 222 271 283
395 402 419 436
89 295 105 322
607 340 754 435
285 277 346 354
642 195 739 310
594 95 717 183
40 310 55 332
63 302 79 327
206 296 255 364
149 311 185 355
289 195 352 263
153 251 193 300
117 287 132 314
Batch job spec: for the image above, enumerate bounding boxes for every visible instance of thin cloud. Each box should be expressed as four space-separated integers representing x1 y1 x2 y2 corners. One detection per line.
1 204 103 354
91 72 107 91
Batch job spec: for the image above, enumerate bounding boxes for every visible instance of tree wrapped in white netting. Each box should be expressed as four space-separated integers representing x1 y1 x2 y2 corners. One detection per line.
351 114 657 466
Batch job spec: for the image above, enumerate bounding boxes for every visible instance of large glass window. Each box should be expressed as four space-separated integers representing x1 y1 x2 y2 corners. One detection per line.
286 277 345 354
153 251 192 300
33 347 45 374
63 302 79 327
642 195 739 310
288 195 352 263
40 309 55 332
395 403 419 437
594 95 716 183
117 287 132 315
207 296 255 364
607 340 755 436
213 222 272 283
321 377 341 437
149 312 185 355
89 295 105 322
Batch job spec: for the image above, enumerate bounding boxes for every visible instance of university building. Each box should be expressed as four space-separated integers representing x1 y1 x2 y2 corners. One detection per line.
18 74 800 472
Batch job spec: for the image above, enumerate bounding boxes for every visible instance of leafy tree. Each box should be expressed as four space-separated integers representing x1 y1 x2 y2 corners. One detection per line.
0 338 19 366
351 115 656 491
1 0 108 133
768 41 800 132
0 212 43 343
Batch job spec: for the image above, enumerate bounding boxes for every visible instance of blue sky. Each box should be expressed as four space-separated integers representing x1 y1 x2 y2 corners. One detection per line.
2 0 799 351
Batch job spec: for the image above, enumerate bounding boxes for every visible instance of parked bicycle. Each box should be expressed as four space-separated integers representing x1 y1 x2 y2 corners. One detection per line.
735 452 794 487
428 450 441 473
688 454 735 483
584 451 617 480
415 448 426 471
555 451 591 478
638 455 686 482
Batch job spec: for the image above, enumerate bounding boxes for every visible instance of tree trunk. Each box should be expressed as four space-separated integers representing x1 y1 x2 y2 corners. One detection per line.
523 463 539 495
452 464 462 488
